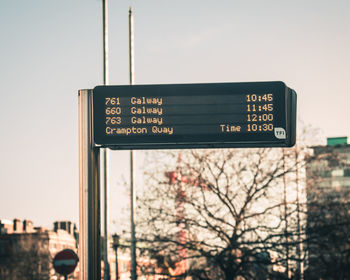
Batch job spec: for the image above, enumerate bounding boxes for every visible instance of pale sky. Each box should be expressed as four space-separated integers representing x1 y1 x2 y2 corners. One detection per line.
0 0 349 231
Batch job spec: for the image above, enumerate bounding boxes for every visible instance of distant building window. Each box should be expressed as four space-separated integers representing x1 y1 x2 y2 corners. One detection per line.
0 242 7 256
321 170 332 177
331 180 342 189
344 169 350 177
332 169 344 177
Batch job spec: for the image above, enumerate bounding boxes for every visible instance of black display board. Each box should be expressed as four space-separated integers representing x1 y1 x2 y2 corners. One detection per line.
93 81 296 149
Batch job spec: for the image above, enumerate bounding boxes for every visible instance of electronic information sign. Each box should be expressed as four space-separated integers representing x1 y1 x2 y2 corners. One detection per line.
93 81 296 149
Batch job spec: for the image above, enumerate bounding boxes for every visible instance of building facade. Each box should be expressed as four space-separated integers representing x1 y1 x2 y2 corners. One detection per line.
0 219 78 280
305 137 350 279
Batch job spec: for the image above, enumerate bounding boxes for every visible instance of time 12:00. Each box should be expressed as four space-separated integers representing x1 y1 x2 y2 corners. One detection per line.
247 114 273 122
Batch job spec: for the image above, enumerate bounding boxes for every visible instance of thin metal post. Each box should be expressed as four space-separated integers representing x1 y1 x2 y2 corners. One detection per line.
102 148 110 280
282 149 290 279
112 234 120 280
130 150 137 280
79 89 101 280
129 7 135 85
295 146 304 280
115 247 119 280
102 0 109 86
102 0 110 279
129 6 137 280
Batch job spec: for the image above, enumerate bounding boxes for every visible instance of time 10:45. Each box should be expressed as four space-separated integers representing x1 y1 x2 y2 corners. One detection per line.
246 93 273 102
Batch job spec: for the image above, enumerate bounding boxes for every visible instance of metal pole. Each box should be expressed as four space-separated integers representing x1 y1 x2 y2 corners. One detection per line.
129 7 135 86
102 0 109 86
282 149 290 279
79 89 101 280
115 248 119 280
102 0 110 279
295 146 304 280
102 149 110 280
129 7 137 280
130 150 137 280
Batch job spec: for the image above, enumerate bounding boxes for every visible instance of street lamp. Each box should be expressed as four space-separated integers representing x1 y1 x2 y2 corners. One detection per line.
112 234 120 280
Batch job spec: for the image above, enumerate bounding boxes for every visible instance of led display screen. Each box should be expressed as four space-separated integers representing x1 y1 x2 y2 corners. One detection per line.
93 81 296 149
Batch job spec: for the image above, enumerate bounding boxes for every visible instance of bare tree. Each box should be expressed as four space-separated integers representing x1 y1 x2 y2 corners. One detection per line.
136 147 308 280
